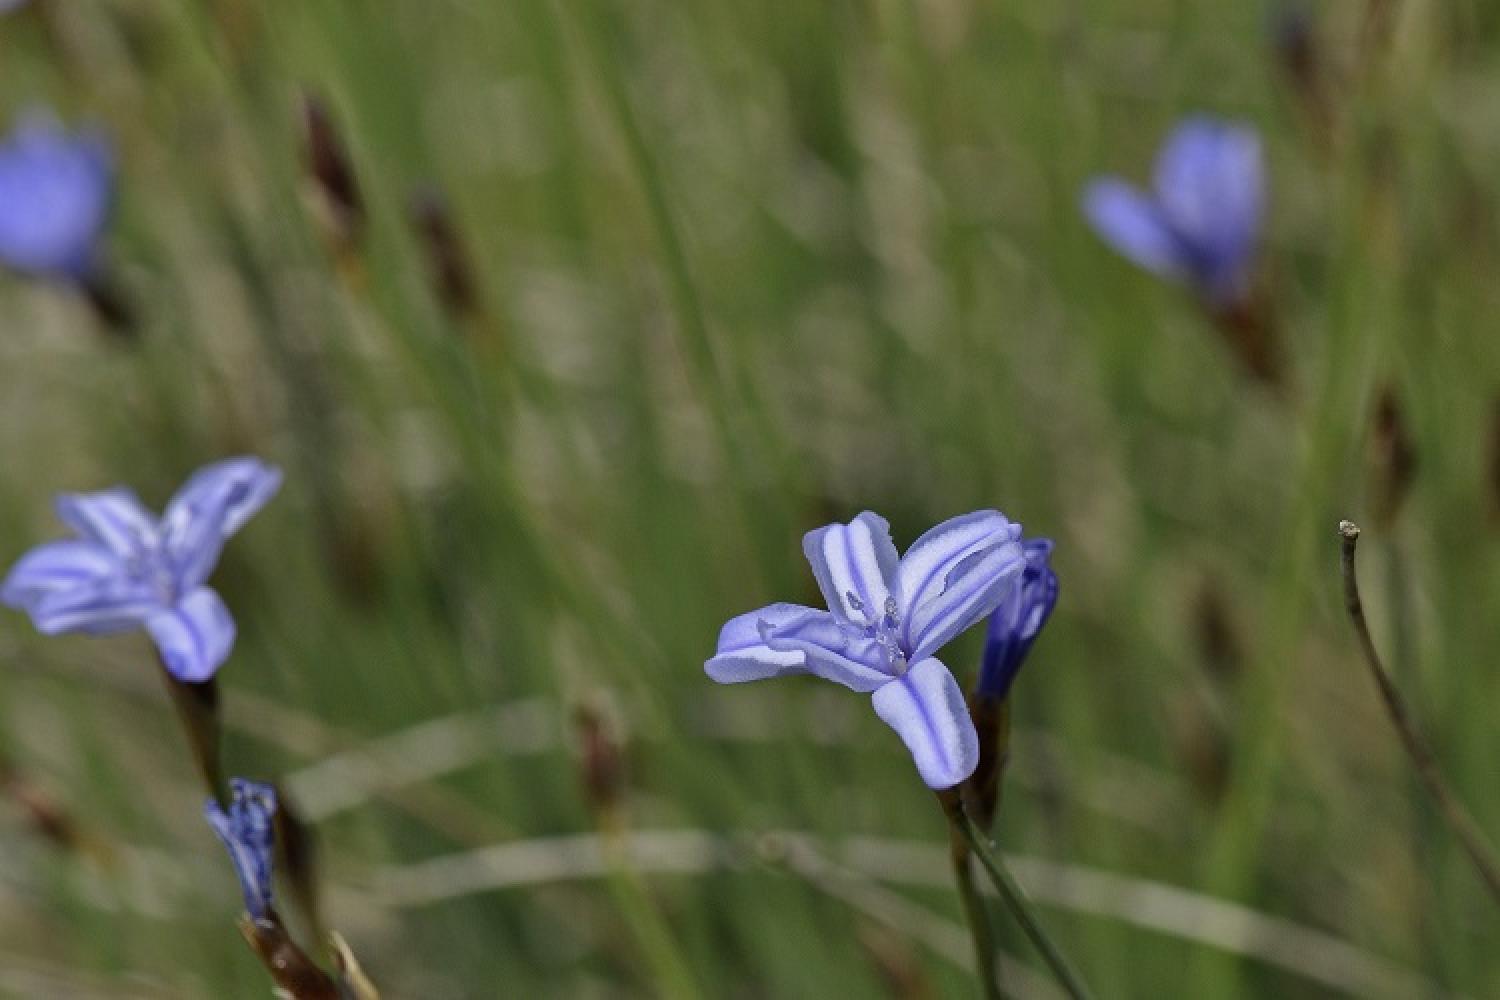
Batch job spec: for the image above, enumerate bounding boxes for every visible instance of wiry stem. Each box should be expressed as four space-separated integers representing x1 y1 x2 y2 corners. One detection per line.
945 798 1093 1000
1338 520 1500 906
939 792 1001 1000
159 665 227 806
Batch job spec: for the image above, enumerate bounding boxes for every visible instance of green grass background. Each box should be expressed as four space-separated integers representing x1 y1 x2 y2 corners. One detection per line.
1 0 1499 996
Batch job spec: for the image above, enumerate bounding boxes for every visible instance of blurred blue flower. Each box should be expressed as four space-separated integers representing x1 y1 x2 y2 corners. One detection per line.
1 457 282 682
205 778 278 919
1083 116 1265 304
976 538 1057 700
0 0 29 11
0 112 114 280
707 511 1027 789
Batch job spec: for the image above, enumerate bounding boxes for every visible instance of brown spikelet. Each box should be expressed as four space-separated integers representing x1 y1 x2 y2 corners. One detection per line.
409 186 479 321
300 94 364 254
1193 578 1244 685
574 700 625 823
1212 290 1283 388
1270 6 1335 145
1368 383 1418 529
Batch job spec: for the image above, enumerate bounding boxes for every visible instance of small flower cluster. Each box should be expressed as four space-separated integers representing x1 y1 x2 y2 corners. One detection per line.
0 459 370 995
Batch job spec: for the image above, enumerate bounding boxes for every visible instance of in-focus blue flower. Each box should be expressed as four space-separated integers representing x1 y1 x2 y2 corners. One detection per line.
1 457 282 682
0 112 114 280
976 538 1057 700
205 778 278 919
1083 116 1264 305
707 511 1027 789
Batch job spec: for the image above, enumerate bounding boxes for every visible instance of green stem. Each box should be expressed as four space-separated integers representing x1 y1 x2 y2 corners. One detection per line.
948 834 1002 1000
600 827 700 1000
952 808 1094 1000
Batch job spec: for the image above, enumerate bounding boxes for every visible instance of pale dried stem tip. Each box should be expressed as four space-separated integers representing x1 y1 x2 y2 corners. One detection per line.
1337 519 1500 906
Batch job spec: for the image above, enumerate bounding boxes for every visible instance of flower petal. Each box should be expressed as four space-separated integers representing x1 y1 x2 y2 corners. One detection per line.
802 511 901 624
762 610 898 692
146 587 236 682
706 603 823 684
1082 178 1189 281
707 603 893 692
898 511 1023 656
871 658 979 789
897 510 1018 620
1152 116 1263 295
27 575 160 635
906 537 1026 663
0 113 114 279
1 539 122 610
54 488 158 560
161 457 282 590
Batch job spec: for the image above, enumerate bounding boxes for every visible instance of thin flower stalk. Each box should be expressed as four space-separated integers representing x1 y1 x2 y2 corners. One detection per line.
1337 520 1500 906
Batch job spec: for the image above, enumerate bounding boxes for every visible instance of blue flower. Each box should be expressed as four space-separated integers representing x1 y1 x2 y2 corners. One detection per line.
976 538 1057 700
0 112 114 280
1 457 282 682
1083 116 1264 305
707 511 1027 789
205 778 278 919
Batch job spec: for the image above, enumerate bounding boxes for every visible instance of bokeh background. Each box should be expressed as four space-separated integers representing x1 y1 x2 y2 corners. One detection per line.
1 1 1498 996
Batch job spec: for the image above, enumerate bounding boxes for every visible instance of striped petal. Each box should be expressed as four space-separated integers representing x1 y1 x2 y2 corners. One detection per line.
705 603 892 693
802 512 901 625
161 457 282 590
899 510 1024 658
54 488 158 560
146 586 236 682
761 609 897 692
907 540 1026 663
27 574 160 635
871 658 979 789
1 539 121 610
705 603 822 685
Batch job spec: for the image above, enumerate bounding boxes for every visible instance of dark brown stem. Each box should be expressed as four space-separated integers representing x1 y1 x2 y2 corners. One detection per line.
273 786 328 954
964 694 1011 833
159 666 226 806
239 914 340 1000
1338 520 1500 906
81 268 137 339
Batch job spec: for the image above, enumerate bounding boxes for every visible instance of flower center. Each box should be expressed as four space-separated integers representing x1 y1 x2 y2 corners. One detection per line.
121 538 176 605
844 591 908 674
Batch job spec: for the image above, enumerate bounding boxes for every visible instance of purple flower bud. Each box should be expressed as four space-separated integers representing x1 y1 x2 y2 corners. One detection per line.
976 538 1057 700
0 112 114 281
204 778 278 919
1083 116 1265 306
